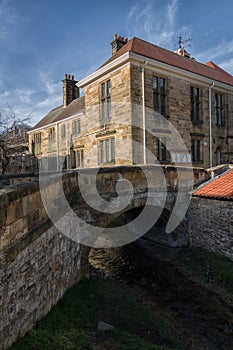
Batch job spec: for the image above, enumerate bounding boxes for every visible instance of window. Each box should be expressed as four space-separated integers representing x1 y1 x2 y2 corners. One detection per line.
153 76 166 116
72 119 80 135
76 149 84 168
100 79 111 121
190 86 201 124
48 127 56 142
61 124 66 138
98 138 115 164
48 154 57 171
215 93 223 125
34 132 41 144
191 139 201 162
154 137 167 162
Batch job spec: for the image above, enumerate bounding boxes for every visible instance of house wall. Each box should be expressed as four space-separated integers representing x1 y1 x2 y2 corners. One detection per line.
189 196 233 260
82 63 133 166
29 59 233 170
130 63 233 168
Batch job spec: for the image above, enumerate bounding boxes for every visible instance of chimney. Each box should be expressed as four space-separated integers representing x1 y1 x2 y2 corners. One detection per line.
110 34 128 55
62 74 79 107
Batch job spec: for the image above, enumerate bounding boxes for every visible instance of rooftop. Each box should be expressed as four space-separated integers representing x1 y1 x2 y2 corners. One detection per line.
193 168 233 200
30 96 84 131
100 37 233 87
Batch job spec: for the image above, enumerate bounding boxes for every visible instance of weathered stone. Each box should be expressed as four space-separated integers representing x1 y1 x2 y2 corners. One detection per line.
189 197 233 260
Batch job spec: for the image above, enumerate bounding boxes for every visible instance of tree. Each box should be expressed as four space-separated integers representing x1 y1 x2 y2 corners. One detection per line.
0 104 32 174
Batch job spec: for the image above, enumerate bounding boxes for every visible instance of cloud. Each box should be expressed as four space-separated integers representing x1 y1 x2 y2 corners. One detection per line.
0 0 16 39
219 57 233 75
167 0 179 28
194 39 233 74
125 0 190 50
195 40 232 62
40 72 61 95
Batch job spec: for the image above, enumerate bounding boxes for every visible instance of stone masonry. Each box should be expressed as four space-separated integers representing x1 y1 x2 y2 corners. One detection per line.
189 197 233 260
0 179 89 350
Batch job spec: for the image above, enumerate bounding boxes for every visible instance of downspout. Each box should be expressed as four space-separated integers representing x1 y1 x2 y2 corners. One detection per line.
56 123 59 171
209 82 215 168
66 139 70 170
142 59 148 165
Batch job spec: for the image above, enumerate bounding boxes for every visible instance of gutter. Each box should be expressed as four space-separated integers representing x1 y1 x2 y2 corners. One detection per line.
27 111 83 134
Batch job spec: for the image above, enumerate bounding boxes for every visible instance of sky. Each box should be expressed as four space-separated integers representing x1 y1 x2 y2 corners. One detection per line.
0 0 233 126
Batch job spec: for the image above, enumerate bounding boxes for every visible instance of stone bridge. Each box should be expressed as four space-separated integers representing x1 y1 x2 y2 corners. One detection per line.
0 165 207 349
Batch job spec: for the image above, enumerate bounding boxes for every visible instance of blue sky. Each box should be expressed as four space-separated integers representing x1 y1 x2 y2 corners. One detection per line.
0 0 233 125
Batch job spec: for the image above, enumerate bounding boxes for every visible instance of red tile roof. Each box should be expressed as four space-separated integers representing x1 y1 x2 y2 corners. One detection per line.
100 37 233 87
193 169 233 200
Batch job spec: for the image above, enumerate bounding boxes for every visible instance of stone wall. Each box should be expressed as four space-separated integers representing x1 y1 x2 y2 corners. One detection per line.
0 180 88 350
189 197 233 260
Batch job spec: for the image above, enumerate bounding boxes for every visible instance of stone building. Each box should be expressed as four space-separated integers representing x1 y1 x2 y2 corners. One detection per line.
28 35 233 171
0 121 37 174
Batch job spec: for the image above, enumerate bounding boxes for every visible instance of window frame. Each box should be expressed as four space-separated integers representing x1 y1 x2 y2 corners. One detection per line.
98 137 115 164
76 149 84 168
48 127 56 142
190 86 201 125
34 132 41 144
214 93 223 126
152 76 167 116
153 137 168 162
72 119 81 135
61 123 66 139
100 79 112 122
191 139 202 162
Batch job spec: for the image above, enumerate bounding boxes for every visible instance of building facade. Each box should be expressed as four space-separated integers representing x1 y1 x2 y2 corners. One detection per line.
28 35 233 171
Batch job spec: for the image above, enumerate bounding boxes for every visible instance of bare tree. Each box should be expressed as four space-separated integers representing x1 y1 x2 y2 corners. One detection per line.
0 104 32 174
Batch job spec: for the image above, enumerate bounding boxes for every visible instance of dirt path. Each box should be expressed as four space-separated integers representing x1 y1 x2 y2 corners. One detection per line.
89 240 233 350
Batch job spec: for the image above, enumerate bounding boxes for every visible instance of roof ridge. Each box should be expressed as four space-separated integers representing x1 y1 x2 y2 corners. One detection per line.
205 61 233 77
132 37 233 78
99 36 233 86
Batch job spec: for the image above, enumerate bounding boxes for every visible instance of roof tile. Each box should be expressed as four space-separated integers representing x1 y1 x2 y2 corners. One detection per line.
193 169 233 200
100 37 233 87
31 96 84 131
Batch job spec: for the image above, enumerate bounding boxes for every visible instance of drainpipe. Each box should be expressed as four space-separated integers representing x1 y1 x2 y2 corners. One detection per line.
209 82 215 168
66 139 70 170
56 123 59 171
142 59 148 165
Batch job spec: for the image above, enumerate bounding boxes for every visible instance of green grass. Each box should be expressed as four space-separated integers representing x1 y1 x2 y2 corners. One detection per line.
176 247 233 295
10 278 182 350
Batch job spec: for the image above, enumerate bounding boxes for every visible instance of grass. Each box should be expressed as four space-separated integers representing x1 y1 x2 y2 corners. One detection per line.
10 246 233 350
10 278 182 350
176 247 233 295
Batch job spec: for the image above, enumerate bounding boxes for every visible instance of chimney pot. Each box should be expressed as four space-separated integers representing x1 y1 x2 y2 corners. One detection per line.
62 74 79 107
111 34 128 55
